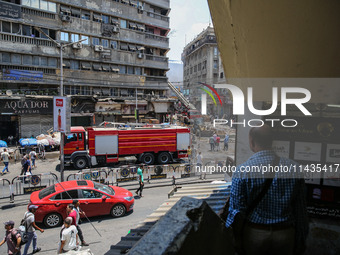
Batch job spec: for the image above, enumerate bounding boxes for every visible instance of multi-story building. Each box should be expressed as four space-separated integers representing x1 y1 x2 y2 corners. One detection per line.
0 0 171 140
182 26 231 117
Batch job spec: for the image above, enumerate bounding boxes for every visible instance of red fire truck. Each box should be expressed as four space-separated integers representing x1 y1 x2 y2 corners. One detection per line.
63 125 190 169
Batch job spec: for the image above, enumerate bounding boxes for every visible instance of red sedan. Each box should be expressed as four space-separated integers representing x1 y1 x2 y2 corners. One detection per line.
30 180 134 228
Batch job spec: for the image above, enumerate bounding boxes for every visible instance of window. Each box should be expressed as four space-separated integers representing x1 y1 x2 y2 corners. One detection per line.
220 72 224 78
52 190 78 200
48 58 57 67
12 23 20 34
81 35 89 45
2 53 11 63
48 2 56 12
93 13 102 22
102 15 109 24
40 57 47 66
135 67 141 75
213 60 218 69
38 185 56 199
119 65 126 74
93 182 114 195
60 32 69 41
40 28 48 39
120 19 127 28
22 25 31 36
110 40 117 49
31 0 39 8
11 54 21 64
81 189 103 199
81 62 91 70
71 8 81 18
23 55 33 65
33 56 39 65
214 47 218 56
71 60 79 70
92 37 100 45
102 39 109 48
127 66 134 74
120 43 128 51
81 11 90 20
2 22 11 33
40 0 48 11
71 33 79 42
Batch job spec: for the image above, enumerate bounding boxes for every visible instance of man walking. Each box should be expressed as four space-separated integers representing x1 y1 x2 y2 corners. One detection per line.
29 150 37 169
58 217 78 254
209 136 215 151
1 148 10 175
135 166 144 197
72 200 89 246
23 205 44 255
0 220 21 255
223 134 229 151
226 125 309 255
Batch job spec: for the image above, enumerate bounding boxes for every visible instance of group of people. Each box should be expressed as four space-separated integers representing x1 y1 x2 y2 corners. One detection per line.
0 200 89 255
209 133 229 152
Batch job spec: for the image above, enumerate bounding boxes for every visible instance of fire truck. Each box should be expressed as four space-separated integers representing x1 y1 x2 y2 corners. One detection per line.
63 125 190 169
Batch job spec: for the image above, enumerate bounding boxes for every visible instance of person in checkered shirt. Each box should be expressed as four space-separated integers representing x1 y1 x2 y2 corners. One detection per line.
226 125 309 255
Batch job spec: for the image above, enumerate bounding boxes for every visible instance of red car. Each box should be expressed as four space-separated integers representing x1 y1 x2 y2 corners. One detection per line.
30 180 134 228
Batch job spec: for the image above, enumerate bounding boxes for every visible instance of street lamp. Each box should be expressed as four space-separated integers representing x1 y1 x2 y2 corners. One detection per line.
35 27 86 181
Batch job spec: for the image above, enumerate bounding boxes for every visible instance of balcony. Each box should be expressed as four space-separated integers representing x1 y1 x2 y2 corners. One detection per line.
145 33 169 49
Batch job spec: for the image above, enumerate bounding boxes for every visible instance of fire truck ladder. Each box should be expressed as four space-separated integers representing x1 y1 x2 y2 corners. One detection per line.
168 81 196 110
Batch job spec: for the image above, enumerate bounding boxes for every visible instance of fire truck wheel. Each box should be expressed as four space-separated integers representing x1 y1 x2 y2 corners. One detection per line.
74 157 88 170
141 153 155 165
157 152 171 164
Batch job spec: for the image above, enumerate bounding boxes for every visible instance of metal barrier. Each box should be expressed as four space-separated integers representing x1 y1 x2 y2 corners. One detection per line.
0 178 11 201
66 168 108 184
11 173 58 201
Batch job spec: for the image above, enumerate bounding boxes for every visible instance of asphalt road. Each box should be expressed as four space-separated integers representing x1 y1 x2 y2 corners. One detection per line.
0 185 172 255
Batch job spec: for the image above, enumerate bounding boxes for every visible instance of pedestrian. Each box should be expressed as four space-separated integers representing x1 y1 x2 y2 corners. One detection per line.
22 205 43 255
72 200 89 246
216 136 221 151
225 125 309 255
187 146 192 164
1 148 10 175
196 152 206 180
223 134 229 151
209 136 215 151
58 217 79 254
22 157 31 182
29 150 37 169
135 166 144 197
0 220 21 255
66 204 77 228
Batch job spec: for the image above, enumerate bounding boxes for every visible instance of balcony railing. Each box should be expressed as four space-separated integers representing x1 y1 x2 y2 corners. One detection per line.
146 11 169 22
22 7 56 19
145 33 169 43
0 33 56 47
145 54 168 62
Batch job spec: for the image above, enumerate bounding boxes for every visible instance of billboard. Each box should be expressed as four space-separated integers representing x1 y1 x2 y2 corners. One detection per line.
53 97 70 133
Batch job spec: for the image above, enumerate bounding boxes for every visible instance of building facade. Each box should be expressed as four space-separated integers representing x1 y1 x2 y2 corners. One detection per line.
0 0 171 140
182 26 231 118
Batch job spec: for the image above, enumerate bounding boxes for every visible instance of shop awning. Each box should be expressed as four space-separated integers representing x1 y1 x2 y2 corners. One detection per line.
60 6 71 13
111 65 119 72
102 64 110 71
93 63 102 71
81 62 91 70
128 45 136 51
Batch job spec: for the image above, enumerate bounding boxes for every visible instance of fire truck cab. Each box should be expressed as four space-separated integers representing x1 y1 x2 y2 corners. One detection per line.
63 125 190 169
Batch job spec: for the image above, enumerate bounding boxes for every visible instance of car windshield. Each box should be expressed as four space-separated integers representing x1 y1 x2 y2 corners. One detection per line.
39 185 56 199
93 182 115 196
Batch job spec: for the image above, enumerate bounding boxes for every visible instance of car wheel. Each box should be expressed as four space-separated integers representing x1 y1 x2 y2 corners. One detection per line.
44 213 62 228
73 157 87 170
111 204 126 217
157 152 171 164
141 153 155 165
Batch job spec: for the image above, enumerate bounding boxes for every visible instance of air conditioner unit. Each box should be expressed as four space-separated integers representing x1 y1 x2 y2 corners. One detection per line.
94 45 104 52
137 7 143 14
137 53 144 59
112 26 120 33
72 42 83 49
61 15 71 22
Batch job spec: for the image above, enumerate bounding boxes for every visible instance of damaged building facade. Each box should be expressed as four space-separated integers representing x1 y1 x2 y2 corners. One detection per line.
182 26 232 118
0 0 171 140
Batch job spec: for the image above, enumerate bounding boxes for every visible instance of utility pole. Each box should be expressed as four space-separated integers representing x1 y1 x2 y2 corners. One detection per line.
34 27 85 181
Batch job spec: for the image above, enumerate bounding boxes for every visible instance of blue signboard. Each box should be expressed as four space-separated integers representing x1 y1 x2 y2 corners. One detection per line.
3 69 43 82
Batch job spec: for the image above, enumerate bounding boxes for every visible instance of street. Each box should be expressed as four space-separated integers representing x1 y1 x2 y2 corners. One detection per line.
0 185 172 255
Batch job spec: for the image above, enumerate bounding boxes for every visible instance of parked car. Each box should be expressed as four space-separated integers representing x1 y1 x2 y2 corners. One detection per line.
30 180 134 228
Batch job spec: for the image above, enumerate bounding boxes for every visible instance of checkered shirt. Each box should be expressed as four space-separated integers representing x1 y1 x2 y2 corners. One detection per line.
226 150 309 243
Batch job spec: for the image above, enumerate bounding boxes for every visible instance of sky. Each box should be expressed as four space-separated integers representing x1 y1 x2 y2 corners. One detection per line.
168 0 212 62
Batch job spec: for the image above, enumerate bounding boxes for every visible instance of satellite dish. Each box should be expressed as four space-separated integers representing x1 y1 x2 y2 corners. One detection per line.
6 90 12 96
